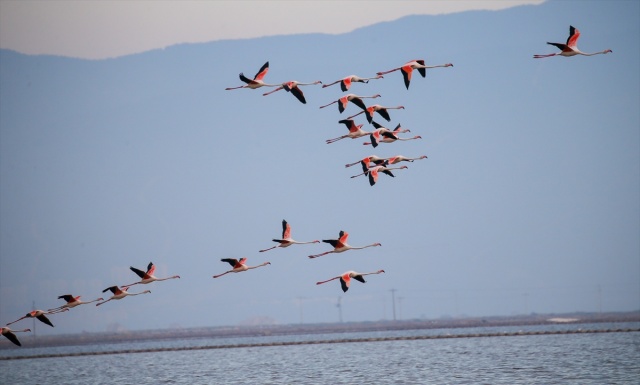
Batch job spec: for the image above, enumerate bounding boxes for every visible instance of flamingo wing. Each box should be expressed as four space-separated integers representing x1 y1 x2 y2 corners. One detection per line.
376 108 391 122
282 219 291 239
349 97 367 111
221 258 239 267
352 274 366 284
401 66 413 89
381 169 395 177
130 266 147 279
58 294 74 302
102 286 120 294
340 274 351 292
416 60 427 77
287 85 307 104
341 78 352 92
338 231 349 244
146 262 155 276
254 61 269 81
566 26 580 47
2 331 21 346
36 314 54 327
368 169 379 186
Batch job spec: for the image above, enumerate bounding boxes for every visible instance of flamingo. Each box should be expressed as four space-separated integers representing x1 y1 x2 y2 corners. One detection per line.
316 270 385 292
0 327 31 347
344 155 390 168
326 119 374 144
259 219 320 252
383 155 428 165
262 80 322 104
347 104 405 124
122 262 180 287
95 286 151 307
321 74 383 91
48 294 104 312
351 164 408 186
363 124 421 148
319 94 381 113
308 231 381 259
376 59 453 89
213 258 271 278
534 26 612 59
6 308 69 327
225 61 280 90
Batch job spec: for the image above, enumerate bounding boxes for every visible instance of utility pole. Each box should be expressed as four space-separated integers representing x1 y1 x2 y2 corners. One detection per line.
397 296 404 320
390 289 397 321
32 300 36 338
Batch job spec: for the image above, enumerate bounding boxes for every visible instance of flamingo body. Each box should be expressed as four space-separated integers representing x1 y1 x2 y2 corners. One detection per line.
6 308 69 327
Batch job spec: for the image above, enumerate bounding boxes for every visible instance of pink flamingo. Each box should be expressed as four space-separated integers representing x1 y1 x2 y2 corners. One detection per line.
316 270 385 292
383 155 428 165
326 119 374 144
319 94 381 113
377 59 453 89
363 123 421 148
321 74 383 91
344 155 390 168
263 80 322 104
308 231 381 259
225 61 280 90
122 262 180 287
213 258 271 278
347 104 405 124
259 219 320 252
351 164 408 186
0 327 31 346
6 308 69 327
95 286 151 307
534 26 612 58
48 294 104 312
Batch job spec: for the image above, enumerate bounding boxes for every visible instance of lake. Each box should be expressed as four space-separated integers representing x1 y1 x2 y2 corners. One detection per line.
1 322 638 384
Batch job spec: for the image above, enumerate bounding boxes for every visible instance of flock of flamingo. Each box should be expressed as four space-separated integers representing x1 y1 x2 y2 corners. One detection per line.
1 26 611 347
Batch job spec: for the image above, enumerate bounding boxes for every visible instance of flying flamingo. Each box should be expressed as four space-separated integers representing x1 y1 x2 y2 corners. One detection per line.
308 231 381 259
95 286 151 307
0 327 31 347
344 155 389 168
383 155 428 165
321 74 383 91
225 61 280 90
377 59 453 89
347 104 405 124
213 258 271 278
319 94 381 113
533 25 612 59
122 262 181 287
363 124 421 148
326 119 374 144
351 164 408 186
48 294 104 312
262 80 322 104
259 219 320 252
6 308 69 327
316 270 385 292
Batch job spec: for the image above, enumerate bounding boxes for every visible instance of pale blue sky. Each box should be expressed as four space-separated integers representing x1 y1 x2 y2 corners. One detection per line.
0 0 638 335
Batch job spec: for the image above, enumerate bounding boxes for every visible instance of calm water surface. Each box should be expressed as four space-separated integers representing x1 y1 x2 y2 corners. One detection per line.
1 322 638 384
